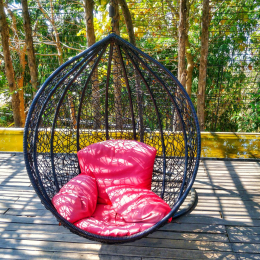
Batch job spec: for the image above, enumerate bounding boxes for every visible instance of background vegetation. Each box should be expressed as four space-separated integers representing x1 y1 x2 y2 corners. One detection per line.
0 0 259 132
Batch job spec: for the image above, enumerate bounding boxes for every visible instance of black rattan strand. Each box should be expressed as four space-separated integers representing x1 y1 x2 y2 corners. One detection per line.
24 33 201 244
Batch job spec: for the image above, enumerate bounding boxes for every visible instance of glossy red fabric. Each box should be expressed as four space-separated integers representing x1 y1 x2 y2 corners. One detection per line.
77 140 157 204
106 186 172 223
74 204 154 237
52 174 97 223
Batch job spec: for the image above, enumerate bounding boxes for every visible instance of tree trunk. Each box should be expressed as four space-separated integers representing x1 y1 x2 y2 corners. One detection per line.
84 0 100 129
111 0 120 35
3 2 27 126
49 0 63 65
0 0 23 127
17 44 27 126
84 0 95 46
185 0 194 97
111 0 123 129
21 0 38 96
185 40 194 97
197 0 210 131
118 0 135 45
178 0 187 87
118 0 144 139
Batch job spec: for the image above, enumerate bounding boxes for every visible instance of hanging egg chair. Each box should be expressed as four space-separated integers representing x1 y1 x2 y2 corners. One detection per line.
23 32 201 243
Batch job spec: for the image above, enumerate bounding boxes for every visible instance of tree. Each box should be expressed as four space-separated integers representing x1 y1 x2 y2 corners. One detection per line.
110 0 123 129
84 0 96 47
21 0 38 96
197 0 210 130
36 0 64 65
178 0 187 87
118 0 135 45
185 1 194 97
84 0 100 129
1 0 259 132
0 0 25 127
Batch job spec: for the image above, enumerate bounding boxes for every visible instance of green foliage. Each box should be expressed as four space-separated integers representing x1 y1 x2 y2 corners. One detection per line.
1 0 259 132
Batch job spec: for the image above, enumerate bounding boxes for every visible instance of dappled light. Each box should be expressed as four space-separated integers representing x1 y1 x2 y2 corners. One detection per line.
78 140 157 205
52 175 97 223
1 154 260 258
106 186 171 223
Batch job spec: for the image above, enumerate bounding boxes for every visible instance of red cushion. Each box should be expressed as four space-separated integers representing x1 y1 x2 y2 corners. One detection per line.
52 174 98 223
77 140 157 204
106 186 172 223
74 204 154 237
90 204 123 223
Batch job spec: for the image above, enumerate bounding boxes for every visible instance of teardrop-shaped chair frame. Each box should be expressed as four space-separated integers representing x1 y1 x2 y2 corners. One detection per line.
24 33 201 244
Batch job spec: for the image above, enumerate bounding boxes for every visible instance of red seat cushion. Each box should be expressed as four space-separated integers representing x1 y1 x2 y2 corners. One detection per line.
74 204 154 237
106 186 172 223
77 140 157 204
52 174 98 223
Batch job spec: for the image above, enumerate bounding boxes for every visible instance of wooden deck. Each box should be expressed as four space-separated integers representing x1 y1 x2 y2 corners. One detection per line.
0 153 260 259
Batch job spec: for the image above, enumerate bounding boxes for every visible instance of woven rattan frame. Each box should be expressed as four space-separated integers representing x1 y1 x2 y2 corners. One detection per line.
23 33 201 243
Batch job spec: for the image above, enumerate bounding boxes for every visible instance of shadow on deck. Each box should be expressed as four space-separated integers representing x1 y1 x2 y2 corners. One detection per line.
0 153 260 259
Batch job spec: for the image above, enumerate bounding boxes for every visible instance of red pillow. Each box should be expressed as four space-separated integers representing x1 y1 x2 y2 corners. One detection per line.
52 174 98 223
90 204 123 223
74 204 154 237
106 186 172 223
77 140 157 204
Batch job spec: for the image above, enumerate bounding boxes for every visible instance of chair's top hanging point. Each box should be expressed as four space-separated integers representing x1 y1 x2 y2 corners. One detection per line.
109 0 118 34
109 3 115 18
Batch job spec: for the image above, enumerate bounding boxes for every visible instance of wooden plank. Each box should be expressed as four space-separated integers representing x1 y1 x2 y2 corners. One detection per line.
0 239 237 260
0 182 31 187
215 189 260 197
129 237 233 251
161 223 226 234
0 234 232 252
205 166 260 169
203 180 260 185
194 182 260 188
202 161 260 166
0 186 34 191
227 226 260 243
142 254 236 260
0 231 93 244
148 231 229 242
236 253 260 260
0 202 46 210
0 208 8 214
197 200 260 206
206 178 260 183
0 215 58 225
0 196 19 201
228 226 260 235
206 170 260 174
203 164 260 168
0 178 31 182
0 222 69 233
4 208 52 217
0 221 227 236
0 248 54 260
4 209 51 217
0 249 142 260
173 216 260 227
0 153 14 158
232 243 260 253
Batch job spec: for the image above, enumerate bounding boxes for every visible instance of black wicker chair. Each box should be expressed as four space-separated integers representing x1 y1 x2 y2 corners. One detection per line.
23 33 201 244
